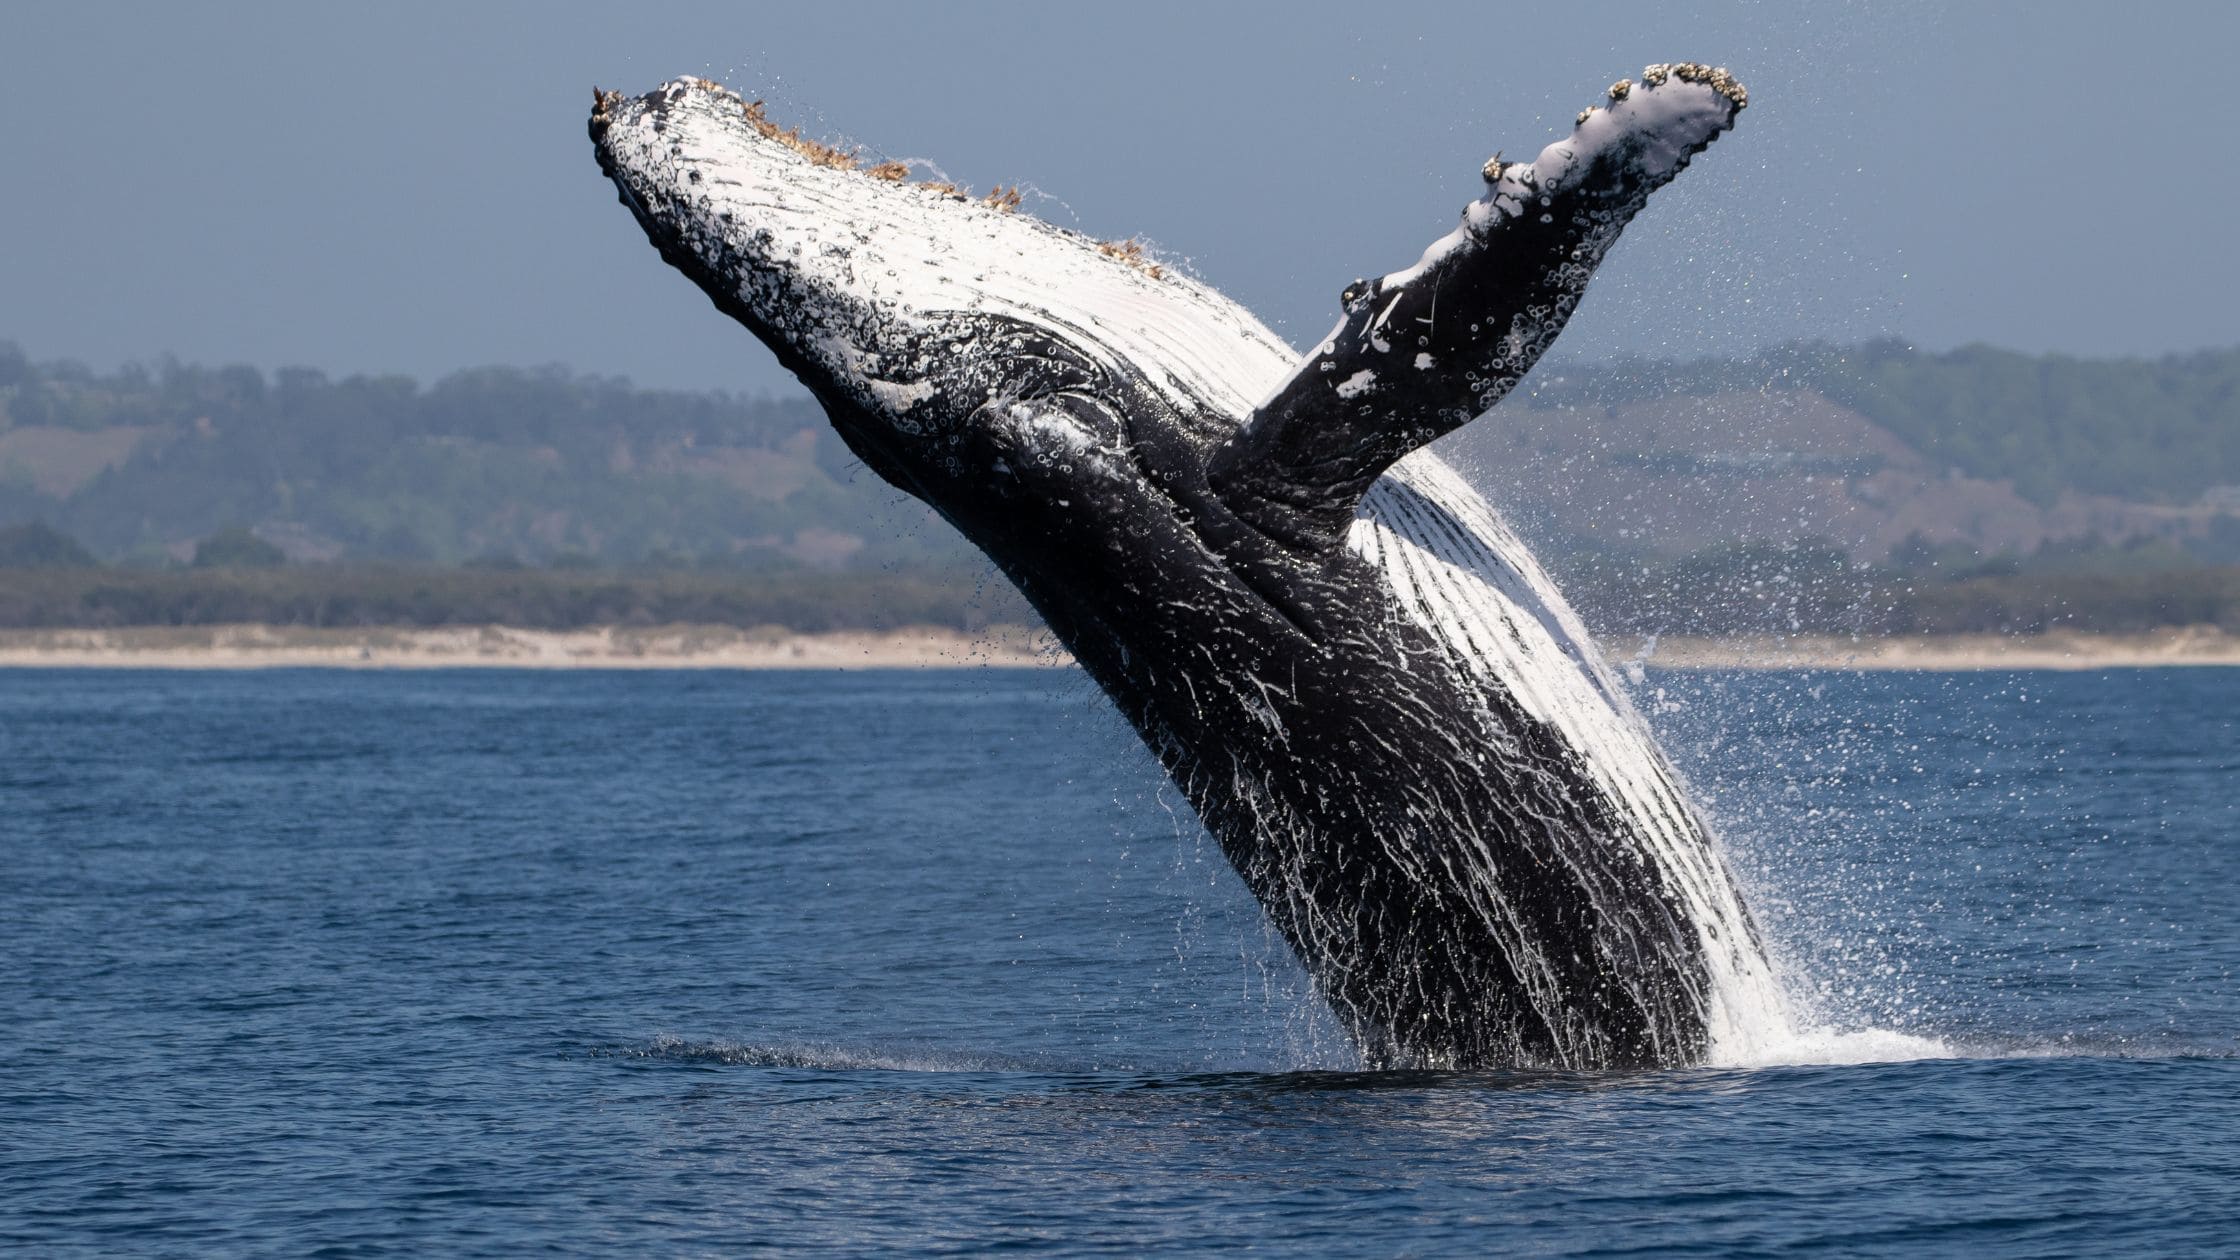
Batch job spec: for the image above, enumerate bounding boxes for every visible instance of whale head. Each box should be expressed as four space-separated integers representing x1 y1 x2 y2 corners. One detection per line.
590 79 1296 499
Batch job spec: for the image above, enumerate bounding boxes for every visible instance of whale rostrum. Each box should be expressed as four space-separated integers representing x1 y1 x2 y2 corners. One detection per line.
590 66 1790 1069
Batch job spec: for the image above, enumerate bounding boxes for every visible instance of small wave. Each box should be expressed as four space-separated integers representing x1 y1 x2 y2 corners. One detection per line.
1713 1025 2240 1068
1940 1030 2240 1063
598 1034 1115 1075
1713 1024 1957 1068
598 1028 2235 1082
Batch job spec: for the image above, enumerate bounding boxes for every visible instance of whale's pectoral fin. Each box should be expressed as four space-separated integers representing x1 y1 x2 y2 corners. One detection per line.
1206 66 1746 553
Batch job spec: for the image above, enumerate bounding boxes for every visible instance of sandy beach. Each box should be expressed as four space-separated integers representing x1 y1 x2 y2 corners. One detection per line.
0 624 1066 670
2 623 2238 670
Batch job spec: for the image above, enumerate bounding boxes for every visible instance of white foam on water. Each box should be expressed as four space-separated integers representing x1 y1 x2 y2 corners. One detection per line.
1710 1024 1957 1068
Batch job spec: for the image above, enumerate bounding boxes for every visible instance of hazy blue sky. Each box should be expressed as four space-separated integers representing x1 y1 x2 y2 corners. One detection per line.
4 1 2233 393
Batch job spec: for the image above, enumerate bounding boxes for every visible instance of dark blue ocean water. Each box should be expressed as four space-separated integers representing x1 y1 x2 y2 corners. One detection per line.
3 666 2235 1256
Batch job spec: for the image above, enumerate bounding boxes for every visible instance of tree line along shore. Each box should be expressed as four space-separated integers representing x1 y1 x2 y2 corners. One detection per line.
5 523 2240 639
6 338 2240 640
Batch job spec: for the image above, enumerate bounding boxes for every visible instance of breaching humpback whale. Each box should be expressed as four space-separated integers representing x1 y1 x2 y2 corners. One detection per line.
590 65 1787 1069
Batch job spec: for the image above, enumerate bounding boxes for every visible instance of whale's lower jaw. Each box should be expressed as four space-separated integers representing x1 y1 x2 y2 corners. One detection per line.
593 70 1784 1070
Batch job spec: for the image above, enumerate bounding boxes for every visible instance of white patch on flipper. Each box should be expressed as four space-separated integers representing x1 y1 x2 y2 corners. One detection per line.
1335 370 1378 400
1383 76 1738 293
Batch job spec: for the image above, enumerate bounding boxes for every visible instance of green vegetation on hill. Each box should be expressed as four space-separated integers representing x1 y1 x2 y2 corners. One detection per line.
1528 339 2240 508
1830 342 2240 507
7 338 2240 636
0 344 969 568
1552 539 2240 637
7 340 2240 569
0 522 95 568
191 526 286 569
2 551 2232 637
0 564 1030 633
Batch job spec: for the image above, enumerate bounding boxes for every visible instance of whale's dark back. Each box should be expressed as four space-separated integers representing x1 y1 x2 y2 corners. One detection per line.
1001 434 1787 1069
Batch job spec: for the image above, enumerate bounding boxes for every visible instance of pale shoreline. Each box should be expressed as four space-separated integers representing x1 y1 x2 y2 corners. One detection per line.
2 623 2239 670
0 624 1066 670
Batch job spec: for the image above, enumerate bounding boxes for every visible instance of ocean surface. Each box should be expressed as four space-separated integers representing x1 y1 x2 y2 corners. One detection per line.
3 666 2235 1256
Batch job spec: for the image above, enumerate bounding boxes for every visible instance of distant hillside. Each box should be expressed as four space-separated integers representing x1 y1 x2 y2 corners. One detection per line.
0 344 974 570
5 338 2239 573
1446 340 2240 569
1511 340 2240 505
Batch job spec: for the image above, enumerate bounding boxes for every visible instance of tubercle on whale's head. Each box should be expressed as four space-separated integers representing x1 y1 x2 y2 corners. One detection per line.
592 76 1308 509
589 79 1276 483
594 80 983 434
